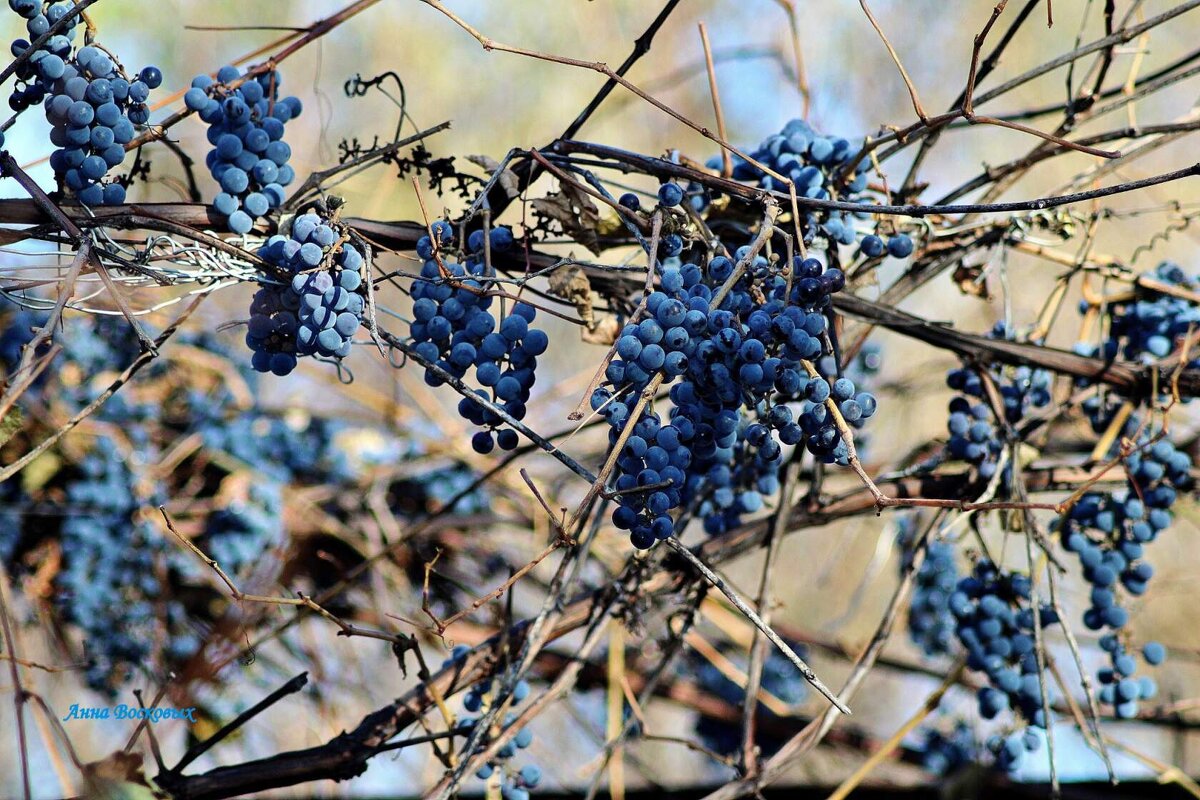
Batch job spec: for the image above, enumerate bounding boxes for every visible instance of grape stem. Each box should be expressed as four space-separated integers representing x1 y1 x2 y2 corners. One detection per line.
567 212 662 421
663 536 851 715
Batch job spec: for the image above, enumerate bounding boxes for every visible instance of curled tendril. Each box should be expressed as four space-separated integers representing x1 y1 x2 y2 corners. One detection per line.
387 343 407 369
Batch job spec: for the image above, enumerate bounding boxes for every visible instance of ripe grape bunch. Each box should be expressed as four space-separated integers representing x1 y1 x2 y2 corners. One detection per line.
0 310 340 691
914 719 977 776
186 65 301 233
244 207 367 375
43 47 159 205
951 559 1058 754
408 221 549 454
595 188 878 548
945 323 1052 481
688 118 916 263
1059 416 1186 718
36 36 161 205
896 516 960 659
1075 260 1200 366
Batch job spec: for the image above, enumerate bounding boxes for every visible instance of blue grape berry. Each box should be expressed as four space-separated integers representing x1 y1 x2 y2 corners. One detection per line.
657 182 684 207
887 234 914 258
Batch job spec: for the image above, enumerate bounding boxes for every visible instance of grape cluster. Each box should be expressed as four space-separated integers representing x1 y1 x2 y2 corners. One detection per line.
896 517 959 658
1058 417 1188 718
946 324 1052 480
6 0 77 112
701 119 873 246
1075 261 1200 366
0 305 367 692
817 342 882 456
594 234 877 547
950 559 1058 730
688 639 809 757
245 209 367 375
53 435 168 691
986 727 1043 773
40 45 160 205
694 119 915 260
186 65 301 233
442 648 541 800
914 720 977 776
408 221 548 454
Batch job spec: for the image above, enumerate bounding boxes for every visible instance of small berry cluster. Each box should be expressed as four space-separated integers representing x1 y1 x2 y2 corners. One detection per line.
950 559 1058 730
688 639 809 757
42 45 160 204
896 516 960 659
914 719 977 776
245 209 366 375
1074 261 1200 365
702 119 874 246
858 231 914 260
1059 417 1188 718
6 0 78 112
946 324 1052 481
443 648 541 800
986 727 1044 773
409 221 547 454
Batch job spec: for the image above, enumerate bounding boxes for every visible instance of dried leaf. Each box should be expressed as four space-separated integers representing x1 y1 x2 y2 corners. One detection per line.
0 405 22 447
582 315 619 346
532 184 601 254
953 261 988 298
21 451 60 494
466 154 500 172
82 751 165 799
466 154 519 199
548 265 598 330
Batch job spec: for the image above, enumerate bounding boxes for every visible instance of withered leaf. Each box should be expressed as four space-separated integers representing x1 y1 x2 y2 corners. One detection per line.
532 183 601 254
465 154 520 199
548 265 597 330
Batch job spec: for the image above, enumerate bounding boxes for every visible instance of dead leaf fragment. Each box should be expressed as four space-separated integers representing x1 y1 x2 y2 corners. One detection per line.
466 154 519 199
